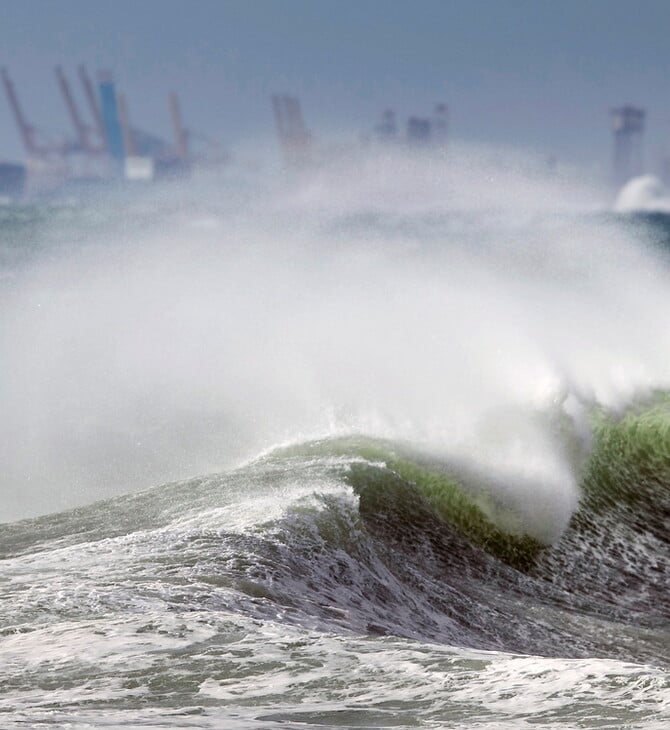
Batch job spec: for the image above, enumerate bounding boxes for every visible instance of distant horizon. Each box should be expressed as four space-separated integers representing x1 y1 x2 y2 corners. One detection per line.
2 0 670 177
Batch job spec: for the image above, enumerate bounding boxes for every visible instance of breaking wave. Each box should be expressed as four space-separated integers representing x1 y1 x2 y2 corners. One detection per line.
2 392 668 667
2 149 670 727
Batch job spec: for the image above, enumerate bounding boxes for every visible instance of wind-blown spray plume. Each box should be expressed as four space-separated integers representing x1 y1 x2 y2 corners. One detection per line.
1 145 669 535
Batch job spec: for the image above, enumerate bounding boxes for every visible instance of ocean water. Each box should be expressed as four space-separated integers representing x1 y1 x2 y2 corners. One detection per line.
0 150 668 728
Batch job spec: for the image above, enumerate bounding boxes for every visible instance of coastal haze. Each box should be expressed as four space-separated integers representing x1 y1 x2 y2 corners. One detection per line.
1 3 670 729
1 0 670 170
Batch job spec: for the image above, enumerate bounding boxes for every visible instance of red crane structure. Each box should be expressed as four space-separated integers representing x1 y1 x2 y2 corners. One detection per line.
55 65 106 156
1 67 52 157
272 94 312 168
1 67 70 192
116 92 137 158
169 92 189 162
169 95 225 169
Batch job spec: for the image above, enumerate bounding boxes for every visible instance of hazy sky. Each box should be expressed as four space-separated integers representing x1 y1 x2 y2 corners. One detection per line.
1 0 669 173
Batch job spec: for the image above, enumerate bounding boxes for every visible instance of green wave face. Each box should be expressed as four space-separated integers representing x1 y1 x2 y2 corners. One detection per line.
272 436 545 570
273 395 670 575
581 395 670 537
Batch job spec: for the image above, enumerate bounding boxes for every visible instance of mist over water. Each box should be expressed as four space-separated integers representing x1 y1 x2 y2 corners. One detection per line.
2 145 670 729
2 144 670 535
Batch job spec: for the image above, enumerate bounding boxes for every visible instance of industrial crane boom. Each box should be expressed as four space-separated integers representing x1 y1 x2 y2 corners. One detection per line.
55 66 91 153
1 67 41 155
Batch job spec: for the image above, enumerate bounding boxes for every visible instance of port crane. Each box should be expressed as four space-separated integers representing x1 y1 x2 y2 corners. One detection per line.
1 67 61 158
55 66 105 155
169 92 188 161
272 94 312 167
168 92 225 167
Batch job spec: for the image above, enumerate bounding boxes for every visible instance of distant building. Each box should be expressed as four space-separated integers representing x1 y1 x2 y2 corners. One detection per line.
372 103 447 147
407 117 431 144
375 109 397 142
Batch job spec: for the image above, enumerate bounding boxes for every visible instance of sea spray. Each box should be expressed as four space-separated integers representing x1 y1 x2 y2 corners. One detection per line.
1 145 669 729
1 146 669 535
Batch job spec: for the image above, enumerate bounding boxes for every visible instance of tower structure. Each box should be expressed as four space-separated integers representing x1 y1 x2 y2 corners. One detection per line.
433 104 448 146
611 106 645 186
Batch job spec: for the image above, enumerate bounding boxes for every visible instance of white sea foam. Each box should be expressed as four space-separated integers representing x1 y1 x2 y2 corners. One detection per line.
3 606 666 729
614 174 670 213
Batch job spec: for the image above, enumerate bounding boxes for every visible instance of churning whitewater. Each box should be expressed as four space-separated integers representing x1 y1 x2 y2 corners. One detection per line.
1 148 669 728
